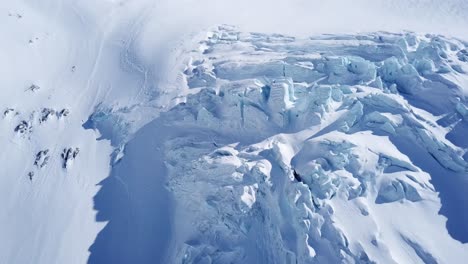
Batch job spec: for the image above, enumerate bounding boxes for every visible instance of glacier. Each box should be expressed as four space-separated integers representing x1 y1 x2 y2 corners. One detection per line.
1 1 468 264
87 27 468 263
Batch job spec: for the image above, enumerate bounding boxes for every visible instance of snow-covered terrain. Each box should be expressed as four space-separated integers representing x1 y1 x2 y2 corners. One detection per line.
1 1 468 264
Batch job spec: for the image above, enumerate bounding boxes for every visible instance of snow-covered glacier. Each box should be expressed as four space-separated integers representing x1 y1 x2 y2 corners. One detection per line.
1 1 468 264
86 27 468 263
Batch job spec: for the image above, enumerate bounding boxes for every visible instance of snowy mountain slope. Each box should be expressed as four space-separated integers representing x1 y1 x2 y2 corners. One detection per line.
0 0 219 262
0 1 186 263
88 27 468 263
1 1 468 264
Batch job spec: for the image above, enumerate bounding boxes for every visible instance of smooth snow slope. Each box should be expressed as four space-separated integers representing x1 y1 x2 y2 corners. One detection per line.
0 0 467 264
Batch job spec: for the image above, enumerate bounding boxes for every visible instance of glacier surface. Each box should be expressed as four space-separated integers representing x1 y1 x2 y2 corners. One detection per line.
89 27 468 263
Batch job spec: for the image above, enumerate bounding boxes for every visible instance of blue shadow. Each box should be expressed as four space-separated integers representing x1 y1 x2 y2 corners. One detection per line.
87 119 174 264
389 134 468 243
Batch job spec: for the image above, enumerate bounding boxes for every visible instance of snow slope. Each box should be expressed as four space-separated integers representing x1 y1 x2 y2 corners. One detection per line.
1 0 468 264
0 1 172 263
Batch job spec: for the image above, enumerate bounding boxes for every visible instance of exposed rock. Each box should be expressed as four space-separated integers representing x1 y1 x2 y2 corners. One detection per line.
58 108 70 118
39 108 56 123
3 108 15 117
34 149 50 168
14 120 31 134
28 171 34 181
26 84 40 92
61 147 80 169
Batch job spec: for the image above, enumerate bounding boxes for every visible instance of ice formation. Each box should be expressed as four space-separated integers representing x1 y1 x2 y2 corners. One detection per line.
88 26 468 263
